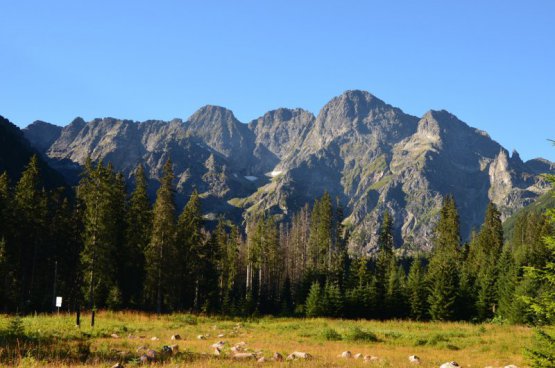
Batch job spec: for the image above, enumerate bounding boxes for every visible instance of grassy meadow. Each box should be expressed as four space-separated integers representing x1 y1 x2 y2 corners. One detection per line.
0 312 539 367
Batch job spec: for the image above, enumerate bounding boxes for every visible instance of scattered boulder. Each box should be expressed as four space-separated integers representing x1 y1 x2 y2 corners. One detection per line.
111 333 120 339
233 352 256 360
171 334 181 340
111 364 124 368
257 357 267 363
354 353 363 359
211 341 226 349
364 355 379 362
440 362 460 368
286 351 312 360
214 347 222 356
273 352 284 362
217 333 225 338
169 344 179 354
340 351 352 358
409 355 421 364
197 334 207 340
145 349 157 360
150 336 159 341
504 366 519 368
231 346 242 353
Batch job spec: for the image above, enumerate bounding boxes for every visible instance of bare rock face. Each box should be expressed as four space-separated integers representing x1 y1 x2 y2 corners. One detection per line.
23 90 554 253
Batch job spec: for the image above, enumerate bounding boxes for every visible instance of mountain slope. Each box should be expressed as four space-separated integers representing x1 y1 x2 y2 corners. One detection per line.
22 91 554 252
0 116 65 188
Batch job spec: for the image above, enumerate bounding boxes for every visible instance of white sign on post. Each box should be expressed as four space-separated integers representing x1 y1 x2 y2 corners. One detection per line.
56 297 62 308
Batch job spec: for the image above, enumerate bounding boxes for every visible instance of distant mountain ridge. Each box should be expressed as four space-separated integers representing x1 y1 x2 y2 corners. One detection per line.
22 90 554 252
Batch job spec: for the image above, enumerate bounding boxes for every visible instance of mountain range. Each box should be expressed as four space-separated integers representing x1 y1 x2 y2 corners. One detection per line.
18 90 554 253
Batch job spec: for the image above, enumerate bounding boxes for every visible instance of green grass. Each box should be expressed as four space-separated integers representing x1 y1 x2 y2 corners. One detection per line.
0 312 541 367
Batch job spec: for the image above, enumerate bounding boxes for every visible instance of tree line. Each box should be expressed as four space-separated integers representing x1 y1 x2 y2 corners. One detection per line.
0 155 553 325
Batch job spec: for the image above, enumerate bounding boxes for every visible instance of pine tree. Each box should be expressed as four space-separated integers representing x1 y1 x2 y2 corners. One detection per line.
426 195 462 321
13 155 49 310
123 165 152 307
407 256 427 320
495 249 518 322
466 203 504 321
376 210 395 317
144 159 177 313
523 142 555 367
176 189 205 310
322 281 343 317
305 281 322 317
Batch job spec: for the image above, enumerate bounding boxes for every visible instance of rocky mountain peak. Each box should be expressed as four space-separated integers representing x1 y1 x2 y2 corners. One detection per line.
188 105 240 127
18 90 554 254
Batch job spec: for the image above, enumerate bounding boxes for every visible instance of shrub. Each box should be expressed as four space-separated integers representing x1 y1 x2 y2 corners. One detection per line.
345 326 378 342
323 328 342 341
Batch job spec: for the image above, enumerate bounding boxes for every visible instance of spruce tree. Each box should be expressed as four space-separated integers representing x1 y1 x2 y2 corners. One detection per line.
176 189 205 310
524 165 555 367
123 165 152 307
466 203 504 320
426 195 462 321
322 281 343 317
305 281 322 317
407 256 427 320
495 248 518 322
376 210 395 317
78 160 123 310
144 159 177 313
13 155 49 310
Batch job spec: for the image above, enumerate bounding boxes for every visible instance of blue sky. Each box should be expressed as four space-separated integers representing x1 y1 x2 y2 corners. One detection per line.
1 1 554 160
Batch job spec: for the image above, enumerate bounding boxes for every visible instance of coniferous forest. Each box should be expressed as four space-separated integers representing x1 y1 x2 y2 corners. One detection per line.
0 154 554 327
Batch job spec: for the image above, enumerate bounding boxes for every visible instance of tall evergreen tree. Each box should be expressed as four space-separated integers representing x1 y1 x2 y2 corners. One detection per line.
144 159 177 313
176 189 205 310
78 159 122 310
123 165 152 307
466 203 504 320
376 210 395 318
305 281 322 317
407 256 427 320
426 195 462 321
524 157 555 367
13 155 49 310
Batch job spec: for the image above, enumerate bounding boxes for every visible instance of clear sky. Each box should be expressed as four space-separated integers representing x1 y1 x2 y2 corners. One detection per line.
1 1 554 160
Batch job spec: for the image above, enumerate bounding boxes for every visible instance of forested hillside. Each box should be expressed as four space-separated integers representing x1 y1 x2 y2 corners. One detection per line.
0 152 553 326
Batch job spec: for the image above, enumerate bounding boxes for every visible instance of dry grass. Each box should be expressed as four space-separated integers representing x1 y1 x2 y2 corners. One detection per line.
0 311 538 367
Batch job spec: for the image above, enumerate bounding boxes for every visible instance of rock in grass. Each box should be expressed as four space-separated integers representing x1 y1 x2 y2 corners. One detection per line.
232 352 256 360
211 341 226 349
286 351 312 360
169 344 179 354
353 353 363 359
213 347 221 356
440 362 460 368
171 334 181 340
257 357 267 363
111 364 124 368
409 355 421 363
273 352 284 362
197 334 206 340
150 336 159 341
504 365 519 368
111 333 120 339
364 355 379 362
339 351 352 358
145 349 157 360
